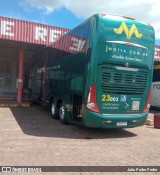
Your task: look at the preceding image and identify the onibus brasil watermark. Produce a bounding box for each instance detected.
[1,166,159,173]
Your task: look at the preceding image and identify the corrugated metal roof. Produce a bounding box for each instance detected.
[0,16,69,45]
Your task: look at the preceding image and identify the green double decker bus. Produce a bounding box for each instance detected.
[31,14,155,128]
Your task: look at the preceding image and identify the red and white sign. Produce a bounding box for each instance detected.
[155,45,160,62]
[0,16,69,45]
[50,33,87,54]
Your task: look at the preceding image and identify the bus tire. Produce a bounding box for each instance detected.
[51,101,59,119]
[59,103,67,124]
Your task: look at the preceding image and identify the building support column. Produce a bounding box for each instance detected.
[17,47,24,105]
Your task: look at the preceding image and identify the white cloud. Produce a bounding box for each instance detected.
[20,0,62,14]
[21,0,160,39]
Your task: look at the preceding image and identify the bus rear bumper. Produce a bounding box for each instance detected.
[83,110,148,128]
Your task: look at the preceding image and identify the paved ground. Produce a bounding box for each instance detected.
[0,105,160,175]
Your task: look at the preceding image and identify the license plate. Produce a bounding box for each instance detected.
[117,122,127,126]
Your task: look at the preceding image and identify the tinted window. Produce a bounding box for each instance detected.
[152,69,160,82]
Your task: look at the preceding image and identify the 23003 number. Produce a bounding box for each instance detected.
[102,95,119,102]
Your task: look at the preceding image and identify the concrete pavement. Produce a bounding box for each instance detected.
[0,106,160,175]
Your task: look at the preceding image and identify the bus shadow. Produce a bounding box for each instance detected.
[10,105,137,139]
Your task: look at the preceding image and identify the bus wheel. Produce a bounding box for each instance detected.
[51,101,59,119]
[59,104,67,124]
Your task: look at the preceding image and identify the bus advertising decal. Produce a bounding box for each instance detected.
[114,22,143,39]
[102,94,119,102]
[105,43,148,63]
[132,101,140,111]
[120,95,127,102]
[102,103,119,110]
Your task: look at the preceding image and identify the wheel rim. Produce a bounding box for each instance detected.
[51,103,56,115]
[59,106,65,120]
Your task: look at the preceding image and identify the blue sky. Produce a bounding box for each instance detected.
[0,0,160,45]
[0,0,84,29]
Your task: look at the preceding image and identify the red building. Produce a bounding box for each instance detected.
[0,16,69,104]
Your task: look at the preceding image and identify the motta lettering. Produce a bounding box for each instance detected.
[106,46,148,57]
[153,84,160,89]
[107,46,127,53]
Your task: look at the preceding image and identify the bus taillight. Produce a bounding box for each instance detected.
[86,85,100,113]
[143,89,151,112]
